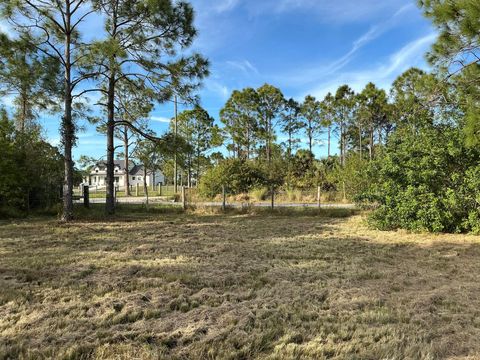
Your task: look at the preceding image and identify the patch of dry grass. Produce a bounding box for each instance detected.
[1,210,480,359]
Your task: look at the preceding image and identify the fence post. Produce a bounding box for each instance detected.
[83,185,90,208]
[182,186,186,210]
[222,185,226,211]
[271,186,275,210]
[136,183,139,197]
[317,186,321,208]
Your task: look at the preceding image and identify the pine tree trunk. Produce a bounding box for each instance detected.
[173,95,178,193]
[246,126,250,160]
[369,127,374,161]
[328,125,331,157]
[124,126,130,196]
[340,123,344,166]
[187,156,192,188]
[359,125,362,159]
[143,166,149,206]
[266,117,271,162]
[309,120,313,154]
[197,150,201,187]
[105,70,116,215]
[61,4,74,222]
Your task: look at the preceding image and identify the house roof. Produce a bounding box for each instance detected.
[130,165,155,176]
[96,160,126,169]
[91,160,158,176]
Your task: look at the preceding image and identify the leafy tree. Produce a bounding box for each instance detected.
[220,88,259,159]
[281,98,302,159]
[199,159,268,198]
[419,0,480,77]
[0,35,59,132]
[300,95,322,154]
[419,1,480,146]
[0,110,64,216]
[320,93,335,157]
[95,81,151,196]
[256,84,285,162]
[390,68,435,133]
[89,0,209,215]
[174,106,222,186]
[333,85,355,166]
[2,0,96,221]
[356,82,389,160]
[360,125,480,233]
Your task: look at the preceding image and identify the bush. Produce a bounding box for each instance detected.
[199,159,268,198]
[0,114,64,216]
[360,125,480,233]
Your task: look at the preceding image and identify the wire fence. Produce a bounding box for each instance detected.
[74,184,177,198]
[75,184,353,209]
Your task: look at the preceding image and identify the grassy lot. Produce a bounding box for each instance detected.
[1,207,480,359]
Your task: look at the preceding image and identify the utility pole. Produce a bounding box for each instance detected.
[174,94,178,194]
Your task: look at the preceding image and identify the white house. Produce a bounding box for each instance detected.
[87,160,164,188]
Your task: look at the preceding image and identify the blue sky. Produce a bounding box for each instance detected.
[3,0,437,162]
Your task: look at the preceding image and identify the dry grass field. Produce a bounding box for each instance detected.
[1,207,480,359]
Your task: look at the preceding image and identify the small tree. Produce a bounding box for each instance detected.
[0,35,59,132]
[300,95,323,155]
[175,106,222,187]
[220,88,259,159]
[2,0,96,221]
[256,84,285,162]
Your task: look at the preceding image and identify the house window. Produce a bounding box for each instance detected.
[132,176,135,180]
[96,170,98,173]
[114,177,119,183]
[138,176,142,180]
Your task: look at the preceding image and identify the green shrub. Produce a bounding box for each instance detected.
[360,125,480,233]
[199,159,268,198]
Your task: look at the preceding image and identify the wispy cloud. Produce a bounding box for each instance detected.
[250,0,406,23]
[194,0,407,24]
[305,32,437,99]
[214,0,240,13]
[333,4,414,68]
[226,60,259,75]
[205,80,230,100]
[273,4,417,87]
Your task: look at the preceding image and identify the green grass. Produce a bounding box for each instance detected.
[1,210,480,359]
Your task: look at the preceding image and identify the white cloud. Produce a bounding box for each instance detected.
[150,116,172,123]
